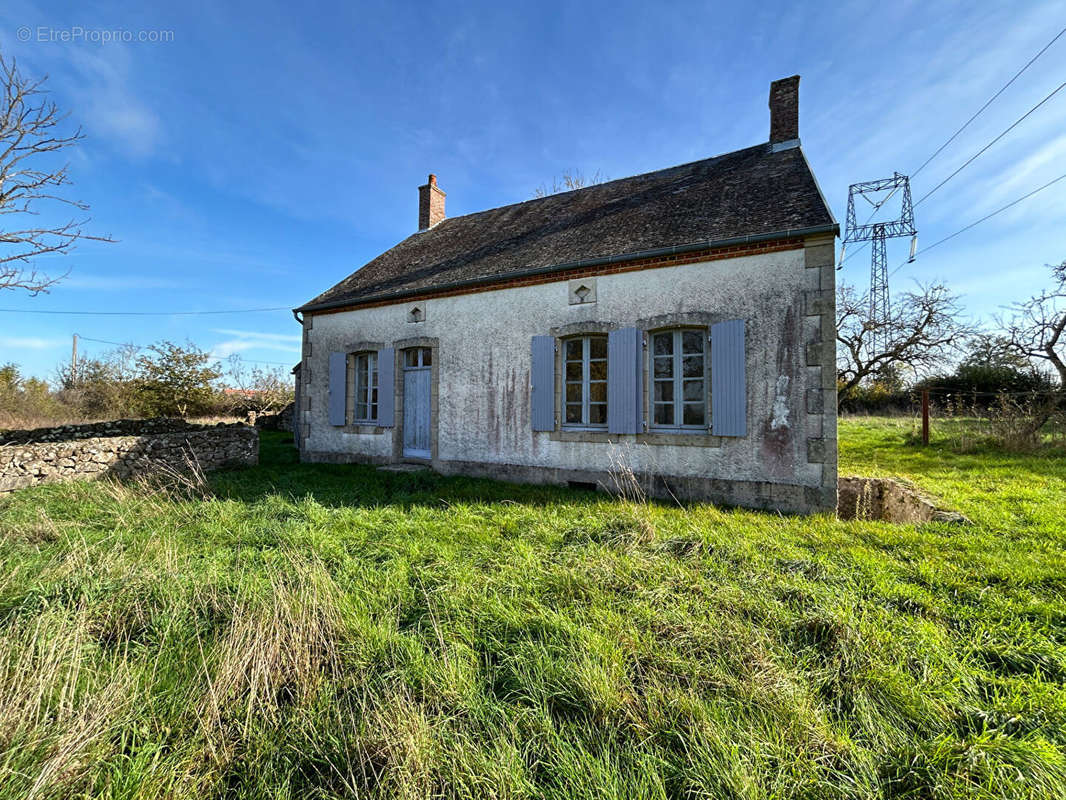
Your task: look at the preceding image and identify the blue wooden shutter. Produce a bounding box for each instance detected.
[377,348,395,427]
[530,336,555,431]
[712,319,746,436]
[328,351,347,426]
[607,327,643,434]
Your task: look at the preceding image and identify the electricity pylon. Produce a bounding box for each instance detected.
[840,173,917,355]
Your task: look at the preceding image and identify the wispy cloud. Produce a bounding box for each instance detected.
[211,339,259,359]
[0,336,67,350]
[63,274,186,290]
[67,47,163,159]
[208,329,301,361]
[211,328,301,343]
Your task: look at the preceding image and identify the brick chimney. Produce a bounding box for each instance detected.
[769,75,800,144]
[418,174,446,231]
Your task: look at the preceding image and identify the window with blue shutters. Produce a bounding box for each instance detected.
[650,329,708,431]
[352,352,378,423]
[563,335,608,428]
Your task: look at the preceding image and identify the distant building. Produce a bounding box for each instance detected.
[292,77,838,513]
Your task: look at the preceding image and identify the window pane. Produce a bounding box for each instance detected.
[682,330,704,355]
[653,357,673,379]
[405,349,418,368]
[654,380,673,402]
[420,348,431,367]
[589,382,606,403]
[589,404,607,425]
[565,361,582,381]
[566,404,582,424]
[370,402,378,420]
[653,332,673,356]
[682,356,703,378]
[683,379,704,401]
[589,361,607,381]
[355,356,367,410]
[654,404,674,425]
[683,404,706,426]
[371,387,379,405]
[589,336,607,360]
[565,339,582,361]
[566,383,583,403]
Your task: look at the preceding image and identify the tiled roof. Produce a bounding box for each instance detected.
[297,142,836,313]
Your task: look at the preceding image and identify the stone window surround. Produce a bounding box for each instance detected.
[392,336,440,464]
[342,341,388,434]
[545,316,727,447]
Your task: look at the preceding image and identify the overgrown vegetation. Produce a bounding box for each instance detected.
[837,262,1066,449]
[0,342,293,429]
[0,420,1062,798]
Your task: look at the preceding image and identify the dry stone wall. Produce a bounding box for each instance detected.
[0,419,258,492]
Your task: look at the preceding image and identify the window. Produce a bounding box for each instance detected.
[564,335,607,427]
[404,347,431,368]
[651,329,707,429]
[353,352,378,422]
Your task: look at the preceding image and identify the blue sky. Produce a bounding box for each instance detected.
[0,0,1064,380]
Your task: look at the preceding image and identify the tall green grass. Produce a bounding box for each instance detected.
[0,421,1063,798]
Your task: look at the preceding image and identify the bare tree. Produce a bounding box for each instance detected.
[836,281,972,396]
[533,169,608,198]
[1001,261,1066,388]
[223,354,294,421]
[1,52,113,294]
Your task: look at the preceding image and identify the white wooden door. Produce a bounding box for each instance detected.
[403,349,432,459]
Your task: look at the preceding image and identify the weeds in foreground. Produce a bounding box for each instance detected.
[0,425,1062,799]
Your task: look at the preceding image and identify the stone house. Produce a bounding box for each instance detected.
[293,76,838,514]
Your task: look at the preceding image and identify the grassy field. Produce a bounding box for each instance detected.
[0,418,1063,799]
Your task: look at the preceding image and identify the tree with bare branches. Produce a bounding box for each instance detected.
[223,354,294,421]
[533,169,608,198]
[1001,261,1066,389]
[1,52,113,294]
[836,281,972,397]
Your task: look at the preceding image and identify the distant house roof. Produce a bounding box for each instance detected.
[296,142,836,314]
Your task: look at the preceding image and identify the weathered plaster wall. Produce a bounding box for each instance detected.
[298,238,837,513]
[0,420,258,492]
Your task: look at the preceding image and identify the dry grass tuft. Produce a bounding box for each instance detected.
[199,556,347,741]
[0,609,136,799]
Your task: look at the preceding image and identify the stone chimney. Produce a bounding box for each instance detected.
[418,174,446,231]
[769,75,800,144]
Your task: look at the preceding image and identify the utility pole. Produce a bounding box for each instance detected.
[921,388,930,446]
[71,333,78,387]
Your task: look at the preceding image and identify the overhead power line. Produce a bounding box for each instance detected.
[911,25,1066,179]
[889,169,1066,278]
[838,26,1066,269]
[0,306,290,316]
[914,80,1066,207]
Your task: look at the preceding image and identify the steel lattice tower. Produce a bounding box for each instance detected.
[840,173,916,357]
[869,224,888,354]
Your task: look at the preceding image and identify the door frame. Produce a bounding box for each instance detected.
[392,336,439,464]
